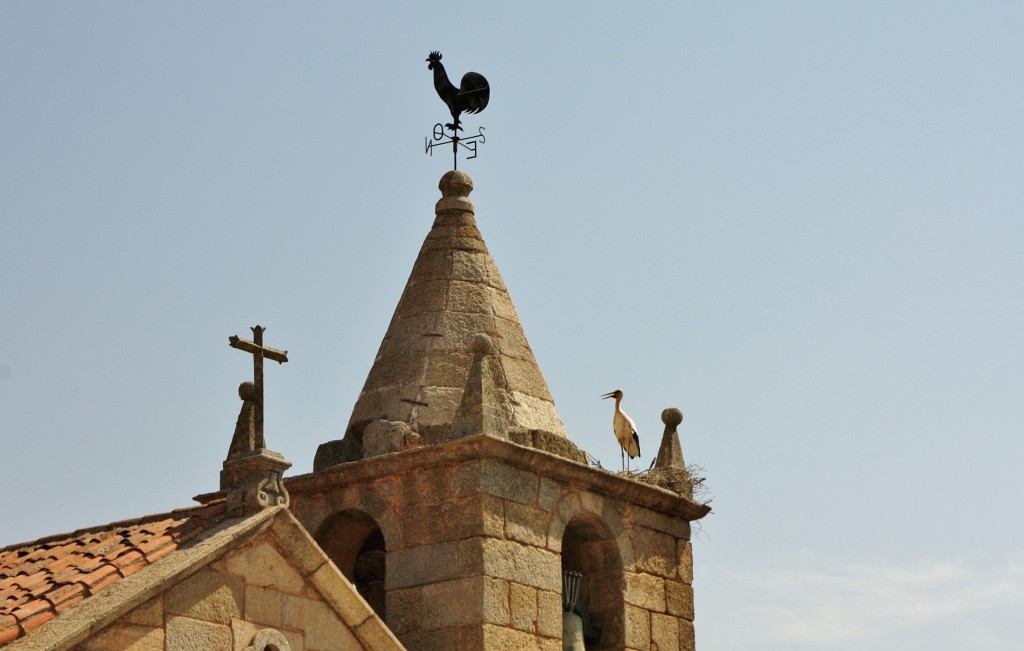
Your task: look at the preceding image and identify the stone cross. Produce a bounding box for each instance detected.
[229,325,288,449]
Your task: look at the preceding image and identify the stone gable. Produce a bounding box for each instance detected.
[4,508,403,651]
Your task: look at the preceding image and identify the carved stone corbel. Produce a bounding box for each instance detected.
[222,449,291,516]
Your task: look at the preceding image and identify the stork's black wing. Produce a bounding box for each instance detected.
[457,72,489,115]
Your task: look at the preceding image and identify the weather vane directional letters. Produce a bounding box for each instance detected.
[423,51,489,170]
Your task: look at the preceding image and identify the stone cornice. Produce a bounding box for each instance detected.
[288,435,711,522]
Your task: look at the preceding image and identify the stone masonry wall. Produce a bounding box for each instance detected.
[290,442,699,651]
[75,536,373,651]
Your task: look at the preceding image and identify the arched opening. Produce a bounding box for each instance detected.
[315,509,387,619]
[248,628,290,651]
[561,513,625,649]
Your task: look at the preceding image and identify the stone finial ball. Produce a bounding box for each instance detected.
[439,170,473,198]
[661,407,684,426]
[471,333,494,355]
[238,381,257,401]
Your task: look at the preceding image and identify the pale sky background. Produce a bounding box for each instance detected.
[2,2,1022,649]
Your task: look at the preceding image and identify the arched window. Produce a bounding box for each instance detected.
[315,509,387,619]
[561,513,625,649]
[245,628,290,651]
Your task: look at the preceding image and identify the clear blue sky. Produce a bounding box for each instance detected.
[2,3,1022,649]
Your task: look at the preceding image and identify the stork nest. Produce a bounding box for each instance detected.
[635,464,710,504]
[583,454,711,506]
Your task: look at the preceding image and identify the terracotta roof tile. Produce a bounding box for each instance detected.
[0,614,19,645]
[110,549,146,576]
[15,607,54,635]
[12,572,50,594]
[41,583,85,611]
[0,500,230,645]
[78,565,120,593]
[9,599,50,621]
[66,554,105,576]
[135,536,176,563]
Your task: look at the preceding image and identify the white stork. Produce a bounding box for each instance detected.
[602,389,640,472]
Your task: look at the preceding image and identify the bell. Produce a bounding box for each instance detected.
[562,611,586,650]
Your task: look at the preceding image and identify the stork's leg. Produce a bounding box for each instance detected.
[621,447,625,472]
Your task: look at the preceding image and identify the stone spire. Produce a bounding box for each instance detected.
[654,408,686,470]
[315,171,573,469]
[451,334,507,440]
[641,407,695,497]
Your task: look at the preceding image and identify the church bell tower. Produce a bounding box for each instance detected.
[285,171,710,650]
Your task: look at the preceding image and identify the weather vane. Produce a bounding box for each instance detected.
[424,51,489,170]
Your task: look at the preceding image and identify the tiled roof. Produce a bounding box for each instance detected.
[0,501,230,645]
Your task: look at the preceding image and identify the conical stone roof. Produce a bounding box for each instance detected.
[314,171,580,470]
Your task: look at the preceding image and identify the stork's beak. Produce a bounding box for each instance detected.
[601,391,616,400]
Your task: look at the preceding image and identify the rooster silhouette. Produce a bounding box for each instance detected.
[426,51,489,133]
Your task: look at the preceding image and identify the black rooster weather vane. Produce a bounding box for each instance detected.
[424,51,489,170]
